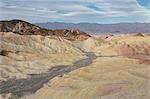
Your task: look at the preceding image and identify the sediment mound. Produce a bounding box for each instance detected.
[0,32,86,81]
[79,37,101,52]
[28,35,150,99]
[0,32,150,99]
[93,35,150,64]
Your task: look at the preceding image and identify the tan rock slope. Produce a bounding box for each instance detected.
[0,21,150,99]
[26,34,150,99]
[0,32,86,81]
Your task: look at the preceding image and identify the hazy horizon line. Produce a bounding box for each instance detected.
[0,19,150,25]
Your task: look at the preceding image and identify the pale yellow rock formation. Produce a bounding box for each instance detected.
[0,32,86,81]
[29,56,150,99]
[0,32,150,99]
[28,34,150,99]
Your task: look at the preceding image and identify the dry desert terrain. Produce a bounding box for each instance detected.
[0,31,150,99]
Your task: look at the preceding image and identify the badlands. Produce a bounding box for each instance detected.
[0,20,150,99]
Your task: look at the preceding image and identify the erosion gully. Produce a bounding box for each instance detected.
[0,52,97,97]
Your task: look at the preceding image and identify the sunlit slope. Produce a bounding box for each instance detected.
[31,34,150,99]
[0,32,86,81]
[33,57,150,99]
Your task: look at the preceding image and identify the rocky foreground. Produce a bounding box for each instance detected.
[0,20,150,99]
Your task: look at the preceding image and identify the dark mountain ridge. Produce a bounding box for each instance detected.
[0,20,91,41]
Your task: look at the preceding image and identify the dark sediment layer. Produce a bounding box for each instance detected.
[0,52,96,97]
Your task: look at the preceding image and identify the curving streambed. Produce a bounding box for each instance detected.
[0,52,97,97]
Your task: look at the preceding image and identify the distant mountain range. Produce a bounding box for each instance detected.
[36,22,150,35]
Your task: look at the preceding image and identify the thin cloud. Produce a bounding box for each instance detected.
[0,0,149,23]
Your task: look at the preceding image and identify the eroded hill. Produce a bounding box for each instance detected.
[0,21,150,99]
[0,20,91,41]
[22,34,150,99]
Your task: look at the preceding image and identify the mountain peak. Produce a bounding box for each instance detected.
[0,20,91,41]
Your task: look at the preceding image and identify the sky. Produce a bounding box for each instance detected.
[0,0,150,23]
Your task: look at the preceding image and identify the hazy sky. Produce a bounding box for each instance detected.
[0,0,150,23]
